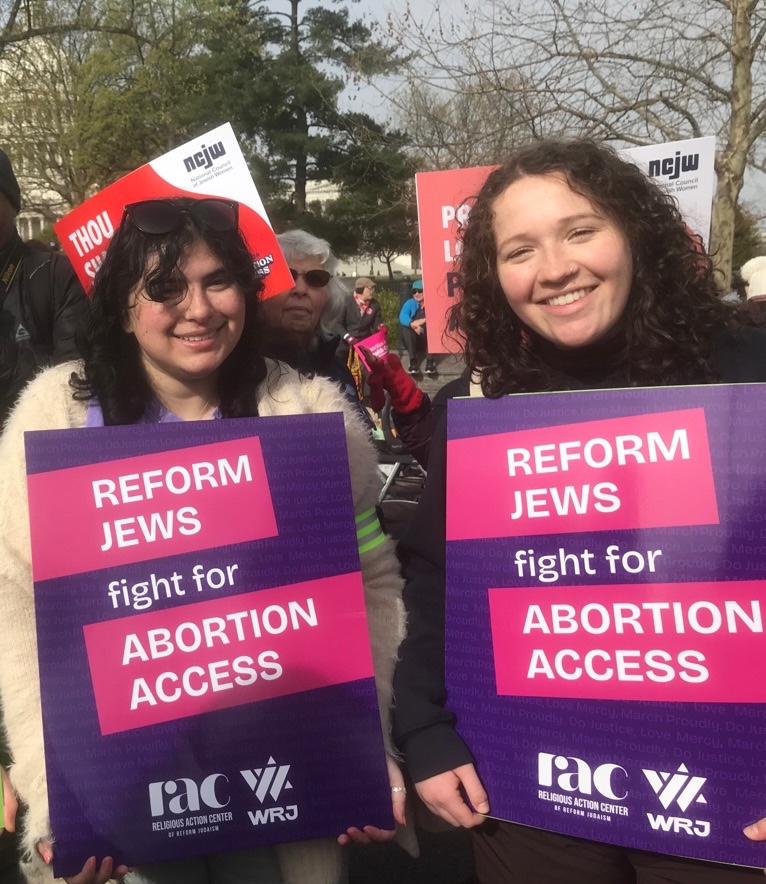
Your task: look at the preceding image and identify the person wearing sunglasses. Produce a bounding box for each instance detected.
[0,197,407,884]
[260,230,362,407]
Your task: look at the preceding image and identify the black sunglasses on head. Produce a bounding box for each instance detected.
[123,198,239,235]
[289,267,331,287]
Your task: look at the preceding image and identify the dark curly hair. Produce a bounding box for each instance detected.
[451,139,748,397]
[71,198,268,424]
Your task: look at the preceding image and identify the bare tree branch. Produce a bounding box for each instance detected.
[388,0,766,287]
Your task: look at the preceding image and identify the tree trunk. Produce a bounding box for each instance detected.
[289,0,307,214]
[696,0,752,293]
[711,179,738,293]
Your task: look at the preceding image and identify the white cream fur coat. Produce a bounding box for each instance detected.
[0,360,406,884]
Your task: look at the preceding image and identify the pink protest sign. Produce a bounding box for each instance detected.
[27,437,277,580]
[444,385,766,867]
[446,408,718,540]
[84,572,373,735]
[54,123,292,299]
[489,581,765,703]
[25,414,391,875]
[415,165,496,354]
[354,327,389,370]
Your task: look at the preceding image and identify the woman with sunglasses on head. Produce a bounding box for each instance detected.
[0,197,407,884]
[392,140,766,884]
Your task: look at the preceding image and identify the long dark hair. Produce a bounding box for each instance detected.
[71,198,267,424]
[451,139,746,396]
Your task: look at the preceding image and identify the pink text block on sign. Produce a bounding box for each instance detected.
[488,581,766,703]
[83,571,373,734]
[27,437,277,581]
[447,408,718,540]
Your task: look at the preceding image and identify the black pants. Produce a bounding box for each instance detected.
[472,820,763,883]
[400,326,428,365]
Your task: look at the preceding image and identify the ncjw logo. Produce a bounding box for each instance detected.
[643,763,710,837]
[183,141,226,172]
[538,753,628,800]
[242,757,298,825]
[648,150,699,181]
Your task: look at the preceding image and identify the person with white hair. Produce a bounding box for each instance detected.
[263,230,360,403]
[740,255,766,302]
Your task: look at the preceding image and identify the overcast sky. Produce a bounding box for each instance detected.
[341,0,766,214]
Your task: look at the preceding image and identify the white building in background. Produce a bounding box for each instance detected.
[0,122,59,240]
[305,180,419,278]
[0,42,72,240]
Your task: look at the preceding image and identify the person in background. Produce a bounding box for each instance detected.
[336,277,383,400]
[739,255,766,304]
[723,271,748,303]
[0,145,90,884]
[0,147,90,425]
[393,138,766,884]
[261,230,358,404]
[0,196,406,884]
[398,280,436,376]
[338,277,381,353]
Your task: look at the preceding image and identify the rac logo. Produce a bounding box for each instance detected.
[149,757,295,820]
[538,752,628,801]
[149,774,229,817]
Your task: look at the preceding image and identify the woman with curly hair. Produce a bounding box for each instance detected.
[0,197,406,884]
[392,139,766,882]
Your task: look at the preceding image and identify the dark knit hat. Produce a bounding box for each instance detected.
[0,149,21,213]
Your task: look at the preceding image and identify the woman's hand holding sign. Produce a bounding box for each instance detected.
[744,818,766,841]
[337,755,407,846]
[415,762,489,828]
[37,840,130,884]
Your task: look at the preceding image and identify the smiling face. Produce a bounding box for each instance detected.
[493,173,633,350]
[123,241,245,400]
[261,255,328,344]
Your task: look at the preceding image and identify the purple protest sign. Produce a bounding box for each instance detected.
[445,384,766,867]
[25,414,390,877]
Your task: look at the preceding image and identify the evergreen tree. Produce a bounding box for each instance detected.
[323,119,418,279]
[240,0,401,220]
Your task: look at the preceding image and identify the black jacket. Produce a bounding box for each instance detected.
[0,236,90,425]
[0,237,89,768]
[392,327,766,782]
[337,295,382,357]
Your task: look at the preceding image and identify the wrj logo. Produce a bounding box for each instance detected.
[242,757,298,825]
[643,764,710,837]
